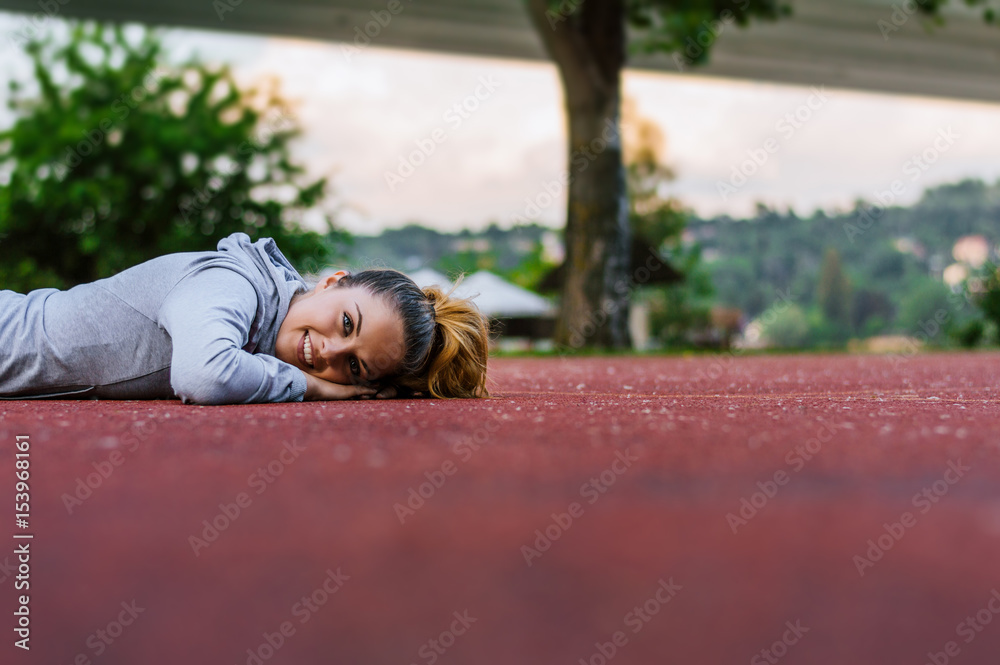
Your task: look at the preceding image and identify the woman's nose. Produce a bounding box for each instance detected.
[319,335,348,366]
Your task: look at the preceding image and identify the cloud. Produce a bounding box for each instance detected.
[4,11,1000,232]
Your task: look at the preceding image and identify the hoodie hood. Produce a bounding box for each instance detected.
[216,232,309,356]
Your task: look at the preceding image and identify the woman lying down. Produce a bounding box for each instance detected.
[0,232,490,403]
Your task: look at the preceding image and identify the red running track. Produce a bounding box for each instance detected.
[1,351,1000,665]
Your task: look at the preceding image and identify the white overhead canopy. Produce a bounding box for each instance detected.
[0,0,998,103]
[405,268,453,292]
[451,270,554,318]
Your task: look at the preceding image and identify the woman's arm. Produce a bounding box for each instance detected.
[158,267,367,405]
[303,372,377,401]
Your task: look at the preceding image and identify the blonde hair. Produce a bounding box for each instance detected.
[403,277,491,399]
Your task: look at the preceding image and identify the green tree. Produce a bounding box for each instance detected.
[896,277,953,340]
[0,22,344,293]
[648,243,713,346]
[851,288,894,335]
[525,0,790,349]
[816,248,851,328]
[524,0,989,350]
[620,98,712,346]
[499,239,560,291]
[623,98,686,251]
[763,304,809,349]
[967,261,1000,344]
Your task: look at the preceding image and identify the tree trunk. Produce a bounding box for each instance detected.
[527,0,632,350]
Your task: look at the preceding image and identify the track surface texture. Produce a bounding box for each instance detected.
[2,352,1000,665]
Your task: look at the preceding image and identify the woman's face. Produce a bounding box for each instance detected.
[276,272,406,387]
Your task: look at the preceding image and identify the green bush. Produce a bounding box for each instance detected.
[952,318,985,348]
[0,21,345,292]
[967,262,1000,344]
[762,304,810,349]
[895,278,954,341]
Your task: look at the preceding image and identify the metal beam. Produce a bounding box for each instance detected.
[2,0,999,103]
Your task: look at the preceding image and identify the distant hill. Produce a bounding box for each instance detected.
[343,222,555,275]
[689,179,1000,328]
[335,178,1000,339]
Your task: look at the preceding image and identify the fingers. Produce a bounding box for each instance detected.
[375,385,398,399]
[356,385,379,400]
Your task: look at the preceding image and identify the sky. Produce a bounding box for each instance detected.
[3,10,1000,236]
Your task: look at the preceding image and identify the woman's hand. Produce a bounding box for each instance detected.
[374,384,423,399]
[374,385,398,399]
[303,372,379,401]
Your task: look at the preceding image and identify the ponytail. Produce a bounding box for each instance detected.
[334,269,491,398]
[410,276,490,399]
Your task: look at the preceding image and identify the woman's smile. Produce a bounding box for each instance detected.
[299,330,315,369]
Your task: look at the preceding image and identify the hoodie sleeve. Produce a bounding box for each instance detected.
[158,267,307,405]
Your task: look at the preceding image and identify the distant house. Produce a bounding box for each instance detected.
[943,235,993,287]
[953,235,990,268]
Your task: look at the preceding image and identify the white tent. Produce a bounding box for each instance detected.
[451,270,554,318]
[405,268,454,291]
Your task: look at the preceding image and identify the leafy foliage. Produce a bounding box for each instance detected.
[966,261,1000,344]
[0,21,344,292]
[762,303,809,349]
[336,176,999,349]
[690,179,1000,340]
[896,278,954,339]
[616,97,713,346]
[624,0,791,63]
[543,0,793,64]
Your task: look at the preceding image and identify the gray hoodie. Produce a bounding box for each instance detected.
[0,232,310,404]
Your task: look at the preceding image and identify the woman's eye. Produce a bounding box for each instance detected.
[343,312,352,335]
[350,358,359,375]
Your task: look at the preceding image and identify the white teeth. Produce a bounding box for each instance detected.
[304,332,313,367]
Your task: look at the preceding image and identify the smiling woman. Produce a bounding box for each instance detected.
[0,232,491,404]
